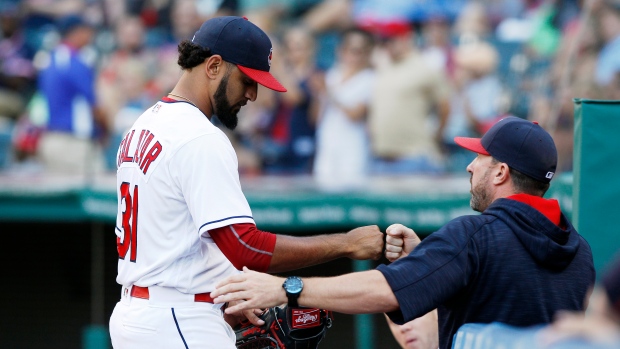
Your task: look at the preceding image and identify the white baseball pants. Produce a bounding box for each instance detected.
[109,285,236,349]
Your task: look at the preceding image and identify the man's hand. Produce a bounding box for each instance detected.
[212,267,287,314]
[223,299,266,327]
[345,225,384,260]
[385,224,421,262]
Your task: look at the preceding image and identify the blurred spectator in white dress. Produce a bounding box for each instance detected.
[313,27,375,191]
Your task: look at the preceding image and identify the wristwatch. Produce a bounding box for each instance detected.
[282,276,304,307]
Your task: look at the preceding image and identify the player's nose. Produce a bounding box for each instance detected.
[245,83,257,102]
[466,159,474,174]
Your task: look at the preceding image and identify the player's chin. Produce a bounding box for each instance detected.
[219,113,239,130]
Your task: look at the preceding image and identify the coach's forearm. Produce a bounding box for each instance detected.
[267,233,350,273]
[299,270,400,314]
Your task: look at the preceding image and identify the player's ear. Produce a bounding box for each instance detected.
[493,162,510,186]
[205,55,223,79]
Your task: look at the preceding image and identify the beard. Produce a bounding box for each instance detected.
[470,169,493,212]
[213,74,239,130]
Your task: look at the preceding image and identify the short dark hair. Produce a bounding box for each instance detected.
[177,40,237,74]
[510,167,550,196]
[177,40,213,70]
[491,157,550,196]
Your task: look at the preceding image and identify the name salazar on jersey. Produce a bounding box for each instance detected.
[117,129,163,175]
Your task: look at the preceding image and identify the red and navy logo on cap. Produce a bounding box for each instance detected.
[268,48,273,67]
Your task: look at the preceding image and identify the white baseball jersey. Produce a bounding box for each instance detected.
[114,99,254,293]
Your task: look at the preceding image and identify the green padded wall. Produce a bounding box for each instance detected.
[573,99,620,273]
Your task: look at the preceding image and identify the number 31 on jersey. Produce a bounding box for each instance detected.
[117,182,138,262]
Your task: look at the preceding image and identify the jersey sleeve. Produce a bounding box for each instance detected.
[169,132,255,236]
[208,223,276,272]
[376,218,478,324]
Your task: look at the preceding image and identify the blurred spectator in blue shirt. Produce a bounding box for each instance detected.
[37,15,109,176]
[261,26,322,174]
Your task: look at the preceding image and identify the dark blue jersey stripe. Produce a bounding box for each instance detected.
[198,215,254,232]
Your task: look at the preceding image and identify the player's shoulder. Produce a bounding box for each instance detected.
[123,100,233,161]
[440,213,499,238]
[138,100,223,139]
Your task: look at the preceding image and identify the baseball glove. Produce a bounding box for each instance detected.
[234,305,333,349]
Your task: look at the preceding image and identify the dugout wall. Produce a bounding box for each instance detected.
[573,99,620,274]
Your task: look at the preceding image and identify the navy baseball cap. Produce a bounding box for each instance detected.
[191,16,286,92]
[454,116,558,183]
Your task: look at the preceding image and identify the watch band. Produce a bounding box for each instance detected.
[288,293,299,307]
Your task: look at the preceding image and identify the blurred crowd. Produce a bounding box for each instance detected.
[1,0,619,187]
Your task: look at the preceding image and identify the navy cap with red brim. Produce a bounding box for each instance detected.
[453,116,558,183]
[192,16,287,93]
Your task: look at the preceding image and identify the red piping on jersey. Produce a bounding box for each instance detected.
[208,223,276,272]
[508,193,562,227]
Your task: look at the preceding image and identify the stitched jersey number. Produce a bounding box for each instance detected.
[118,182,138,262]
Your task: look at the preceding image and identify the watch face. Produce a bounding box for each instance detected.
[284,277,303,294]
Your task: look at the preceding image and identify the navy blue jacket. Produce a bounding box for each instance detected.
[377,198,595,349]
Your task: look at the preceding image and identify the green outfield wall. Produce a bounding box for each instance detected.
[573,99,620,274]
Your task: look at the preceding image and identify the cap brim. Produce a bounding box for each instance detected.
[454,137,490,155]
[237,65,287,92]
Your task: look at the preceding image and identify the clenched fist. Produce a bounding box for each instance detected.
[385,223,421,262]
[345,225,384,260]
